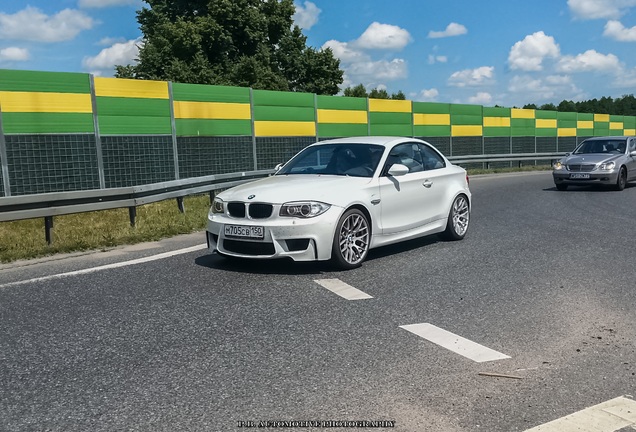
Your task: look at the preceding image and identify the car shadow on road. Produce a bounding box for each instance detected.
[194,234,442,275]
[544,183,635,192]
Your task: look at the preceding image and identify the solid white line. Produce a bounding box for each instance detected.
[0,244,207,288]
[524,396,636,431]
[314,278,373,300]
[399,323,511,363]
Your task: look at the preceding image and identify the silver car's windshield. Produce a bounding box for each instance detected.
[574,140,626,154]
[276,143,385,178]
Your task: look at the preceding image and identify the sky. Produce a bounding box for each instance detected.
[1,0,636,108]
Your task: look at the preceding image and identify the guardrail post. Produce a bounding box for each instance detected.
[129,206,136,227]
[176,196,185,213]
[0,101,11,196]
[168,81,180,180]
[89,75,106,189]
[209,190,215,205]
[250,88,258,170]
[44,216,54,245]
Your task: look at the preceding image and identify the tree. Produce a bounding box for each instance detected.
[368,88,389,99]
[539,103,557,111]
[343,84,405,99]
[343,84,368,98]
[116,0,343,95]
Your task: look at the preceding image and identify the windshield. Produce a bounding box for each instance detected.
[574,139,626,154]
[276,143,385,178]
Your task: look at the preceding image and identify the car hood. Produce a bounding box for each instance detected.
[562,153,621,164]
[217,174,375,206]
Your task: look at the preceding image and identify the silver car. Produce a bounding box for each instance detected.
[553,136,636,191]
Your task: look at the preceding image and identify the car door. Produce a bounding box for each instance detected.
[377,142,447,234]
[627,138,636,180]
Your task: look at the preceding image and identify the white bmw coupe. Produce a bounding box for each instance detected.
[207,136,471,269]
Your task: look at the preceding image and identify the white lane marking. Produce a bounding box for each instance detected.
[524,396,636,431]
[314,278,373,300]
[399,323,511,363]
[0,244,207,288]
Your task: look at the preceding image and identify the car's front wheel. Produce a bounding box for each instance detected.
[331,208,370,269]
[442,194,470,241]
[614,167,627,191]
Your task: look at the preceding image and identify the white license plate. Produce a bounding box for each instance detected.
[224,225,264,239]
[570,173,590,179]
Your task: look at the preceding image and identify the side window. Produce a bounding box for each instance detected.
[417,144,446,170]
[382,143,424,175]
[630,139,636,151]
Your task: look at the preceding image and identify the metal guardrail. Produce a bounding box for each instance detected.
[0,169,274,243]
[0,153,564,244]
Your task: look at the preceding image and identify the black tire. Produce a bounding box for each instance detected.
[331,208,370,270]
[614,167,627,191]
[442,194,470,241]
[556,183,568,191]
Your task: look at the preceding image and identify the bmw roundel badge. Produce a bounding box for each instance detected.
[248,194,256,200]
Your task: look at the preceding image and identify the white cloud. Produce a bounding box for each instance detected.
[79,0,140,8]
[428,55,448,64]
[0,47,29,61]
[347,58,408,81]
[98,36,127,46]
[83,38,142,75]
[355,22,412,51]
[508,31,560,71]
[468,92,493,105]
[428,23,467,39]
[448,66,494,87]
[568,0,636,20]
[613,67,636,86]
[293,1,320,30]
[0,7,94,43]
[556,49,621,72]
[603,20,636,41]
[507,74,585,104]
[322,40,368,63]
[418,88,439,102]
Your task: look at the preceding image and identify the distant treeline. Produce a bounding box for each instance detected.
[522,94,636,115]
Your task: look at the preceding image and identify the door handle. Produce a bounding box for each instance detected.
[423,180,433,188]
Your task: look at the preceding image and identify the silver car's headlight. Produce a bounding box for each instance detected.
[553,161,564,170]
[280,201,331,218]
[598,161,615,171]
[210,197,225,215]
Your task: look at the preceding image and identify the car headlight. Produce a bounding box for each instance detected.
[280,201,331,218]
[553,161,563,170]
[210,197,225,215]
[598,161,615,171]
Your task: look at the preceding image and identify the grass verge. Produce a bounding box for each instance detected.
[0,166,552,263]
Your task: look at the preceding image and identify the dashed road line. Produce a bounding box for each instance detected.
[399,323,511,362]
[524,396,636,431]
[0,244,207,289]
[314,278,373,300]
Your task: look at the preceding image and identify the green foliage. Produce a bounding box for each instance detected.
[116,0,343,95]
[343,84,368,98]
[526,95,636,115]
[343,83,406,99]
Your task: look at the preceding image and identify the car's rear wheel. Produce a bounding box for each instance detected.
[556,183,568,191]
[331,208,370,269]
[442,194,469,241]
[614,167,627,191]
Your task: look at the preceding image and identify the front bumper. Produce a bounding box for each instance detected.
[206,207,343,262]
[553,170,619,186]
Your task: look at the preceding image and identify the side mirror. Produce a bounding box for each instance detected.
[564,152,571,157]
[387,163,409,177]
[274,163,283,172]
[630,151,636,157]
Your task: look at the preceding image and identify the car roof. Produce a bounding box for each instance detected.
[314,136,425,148]
[583,136,633,141]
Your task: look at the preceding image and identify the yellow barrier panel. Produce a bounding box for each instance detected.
[0,91,92,113]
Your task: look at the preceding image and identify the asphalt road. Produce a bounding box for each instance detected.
[1,171,635,432]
